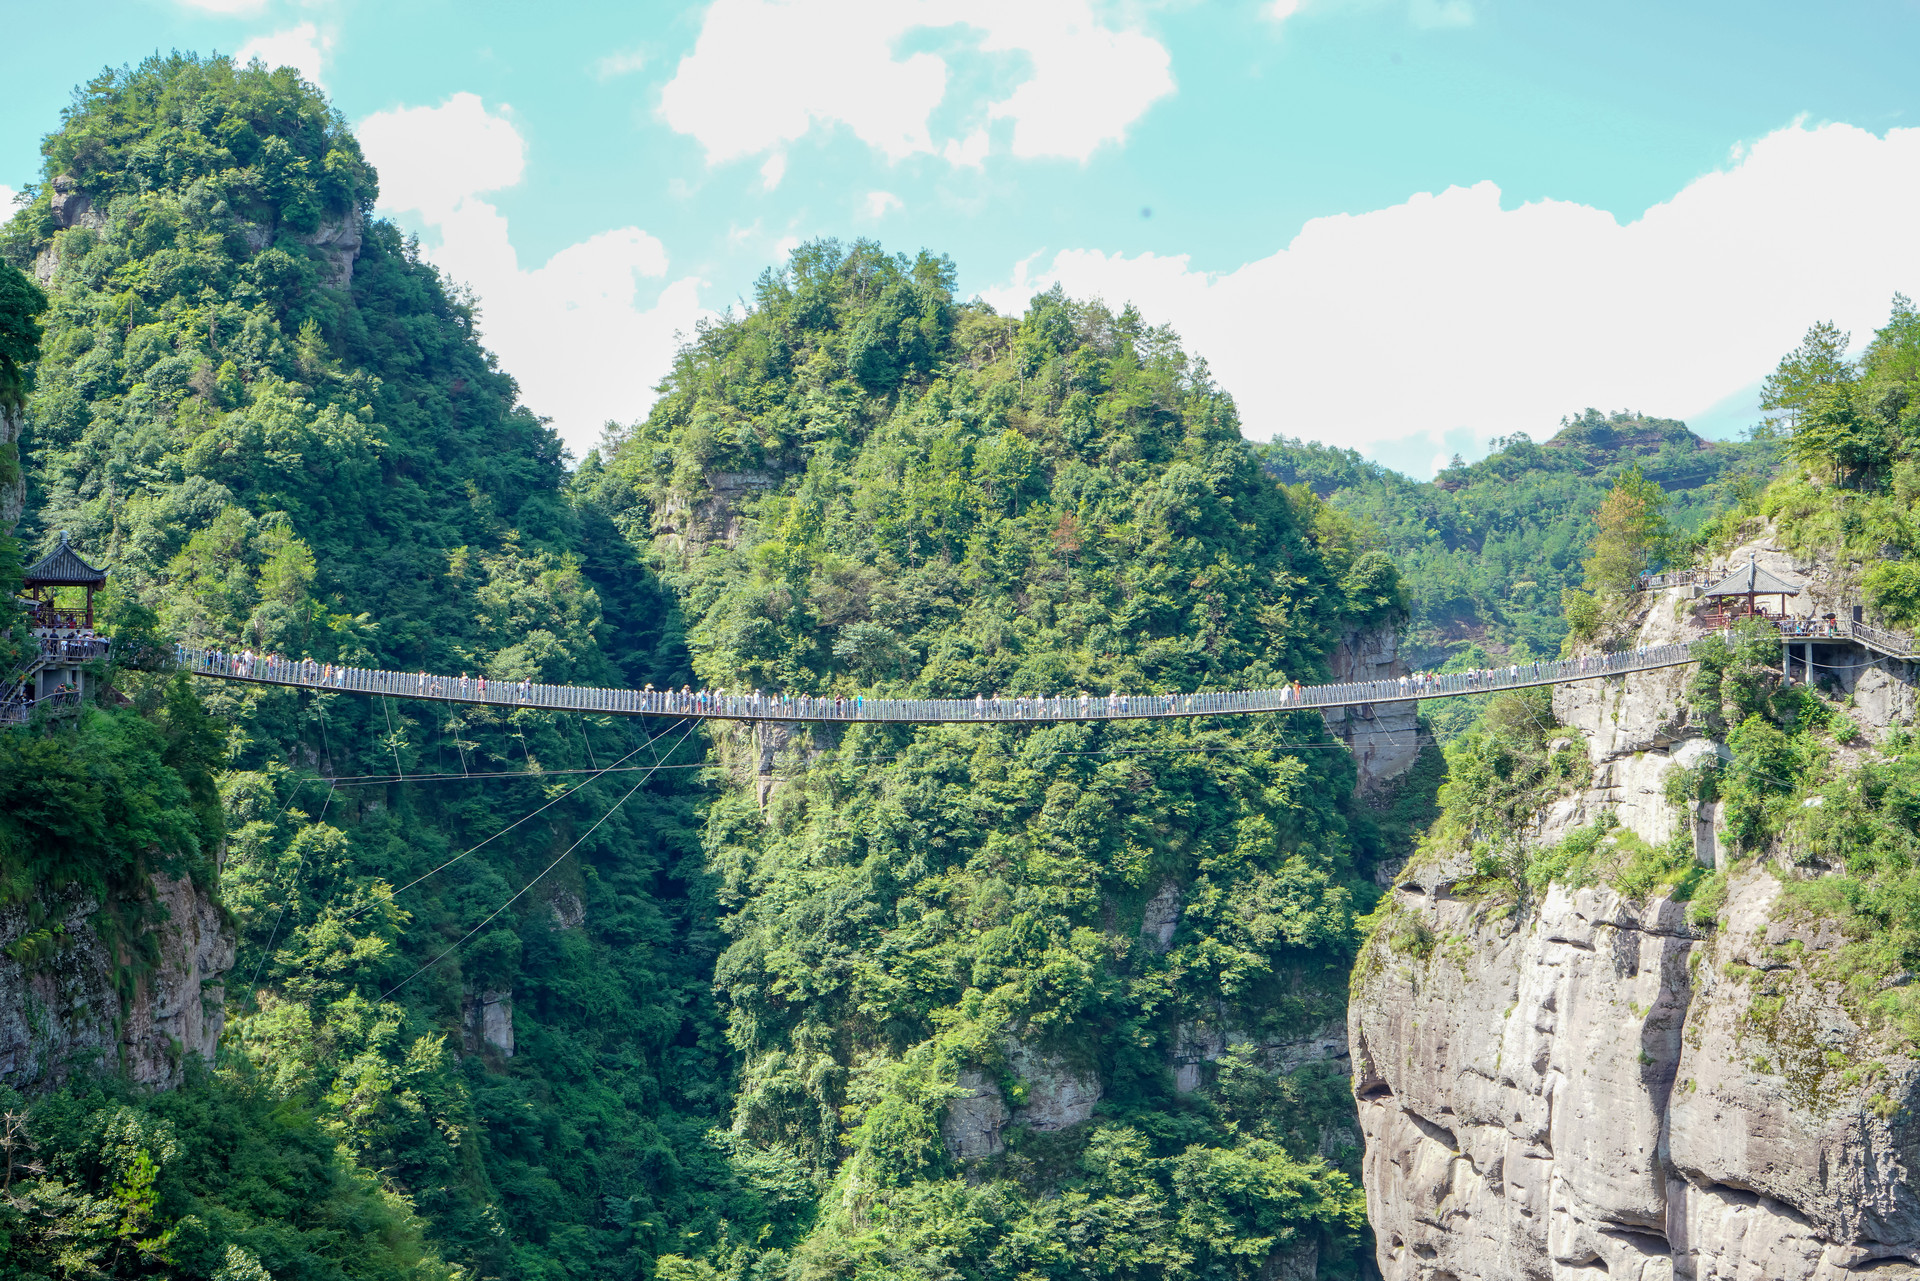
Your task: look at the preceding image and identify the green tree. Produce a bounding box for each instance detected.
[0,263,44,412]
[1761,320,1853,433]
[1581,464,1669,594]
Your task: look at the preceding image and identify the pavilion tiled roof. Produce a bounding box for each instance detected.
[23,531,107,587]
[1703,558,1801,599]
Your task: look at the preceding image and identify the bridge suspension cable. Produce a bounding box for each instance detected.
[171,641,1699,724]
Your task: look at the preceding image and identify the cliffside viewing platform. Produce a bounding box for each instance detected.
[170,640,1700,723]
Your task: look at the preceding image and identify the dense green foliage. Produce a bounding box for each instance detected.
[580,245,1397,1278]
[1732,299,1920,628]
[0,55,1411,1281]
[0,259,47,654]
[2,56,728,1281]
[1257,412,1776,668]
[0,1068,455,1281]
[0,263,44,413]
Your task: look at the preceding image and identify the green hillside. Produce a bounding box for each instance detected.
[3,56,718,1281]
[1257,412,1779,670]
[578,255,1405,1278]
[0,56,1405,1281]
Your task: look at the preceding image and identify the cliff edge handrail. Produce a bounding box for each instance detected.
[168,641,1699,724]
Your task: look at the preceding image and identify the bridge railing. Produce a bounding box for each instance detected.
[1849,620,1917,658]
[0,635,109,725]
[1634,569,1707,592]
[1762,614,1917,659]
[169,640,1697,723]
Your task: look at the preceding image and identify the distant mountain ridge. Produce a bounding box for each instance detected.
[1256,410,1778,670]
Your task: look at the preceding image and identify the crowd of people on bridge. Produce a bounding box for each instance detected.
[169,639,1696,723]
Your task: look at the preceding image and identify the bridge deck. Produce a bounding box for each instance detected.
[171,642,1698,724]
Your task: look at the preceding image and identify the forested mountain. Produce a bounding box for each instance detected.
[2,57,715,1281]
[1257,412,1778,669]
[577,248,1413,1278]
[0,56,1406,1281]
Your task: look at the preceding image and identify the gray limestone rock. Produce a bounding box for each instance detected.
[1353,861,1920,1281]
[943,1069,1011,1160]
[0,872,233,1091]
[1322,623,1421,797]
[1141,880,1181,954]
[549,890,585,930]
[464,988,515,1057]
[1008,1040,1101,1130]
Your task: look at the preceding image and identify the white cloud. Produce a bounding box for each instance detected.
[177,0,266,14]
[659,0,1172,167]
[942,128,989,168]
[358,95,707,456]
[863,190,903,218]
[759,152,787,191]
[974,4,1171,160]
[235,23,331,87]
[358,93,524,220]
[983,121,1920,468]
[594,46,648,78]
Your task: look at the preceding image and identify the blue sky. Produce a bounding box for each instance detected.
[9,0,1920,474]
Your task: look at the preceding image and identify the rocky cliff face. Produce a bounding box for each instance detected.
[1,315,238,1089]
[1354,865,1920,1281]
[0,872,234,1091]
[1354,545,1920,1281]
[1322,622,1421,797]
[32,174,363,291]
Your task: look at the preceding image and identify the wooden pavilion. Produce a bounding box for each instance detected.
[1702,557,1801,623]
[21,531,108,631]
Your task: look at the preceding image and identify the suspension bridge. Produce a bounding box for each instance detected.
[154,641,1702,724]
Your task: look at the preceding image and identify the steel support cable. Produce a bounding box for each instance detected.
[244,779,336,1001]
[333,719,688,928]
[378,719,701,1002]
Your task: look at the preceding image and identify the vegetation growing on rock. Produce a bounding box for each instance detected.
[0,55,1400,1281]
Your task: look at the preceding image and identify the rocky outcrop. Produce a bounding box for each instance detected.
[1358,538,1920,1280]
[548,890,585,931]
[0,873,234,1091]
[298,209,363,290]
[1353,864,1920,1281]
[946,1069,1013,1160]
[32,175,110,285]
[1140,880,1181,954]
[941,1041,1103,1160]
[32,175,363,290]
[1322,623,1420,796]
[1542,583,1700,851]
[657,470,784,558]
[463,988,515,1057]
[1546,536,1916,856]
[1171,1012,1351,1095]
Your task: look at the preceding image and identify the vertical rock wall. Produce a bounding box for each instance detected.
[1354,553,1920,1280]
[1323,623,1421,796]
[0,873,234,1091]
[1353,864,1920,1281]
